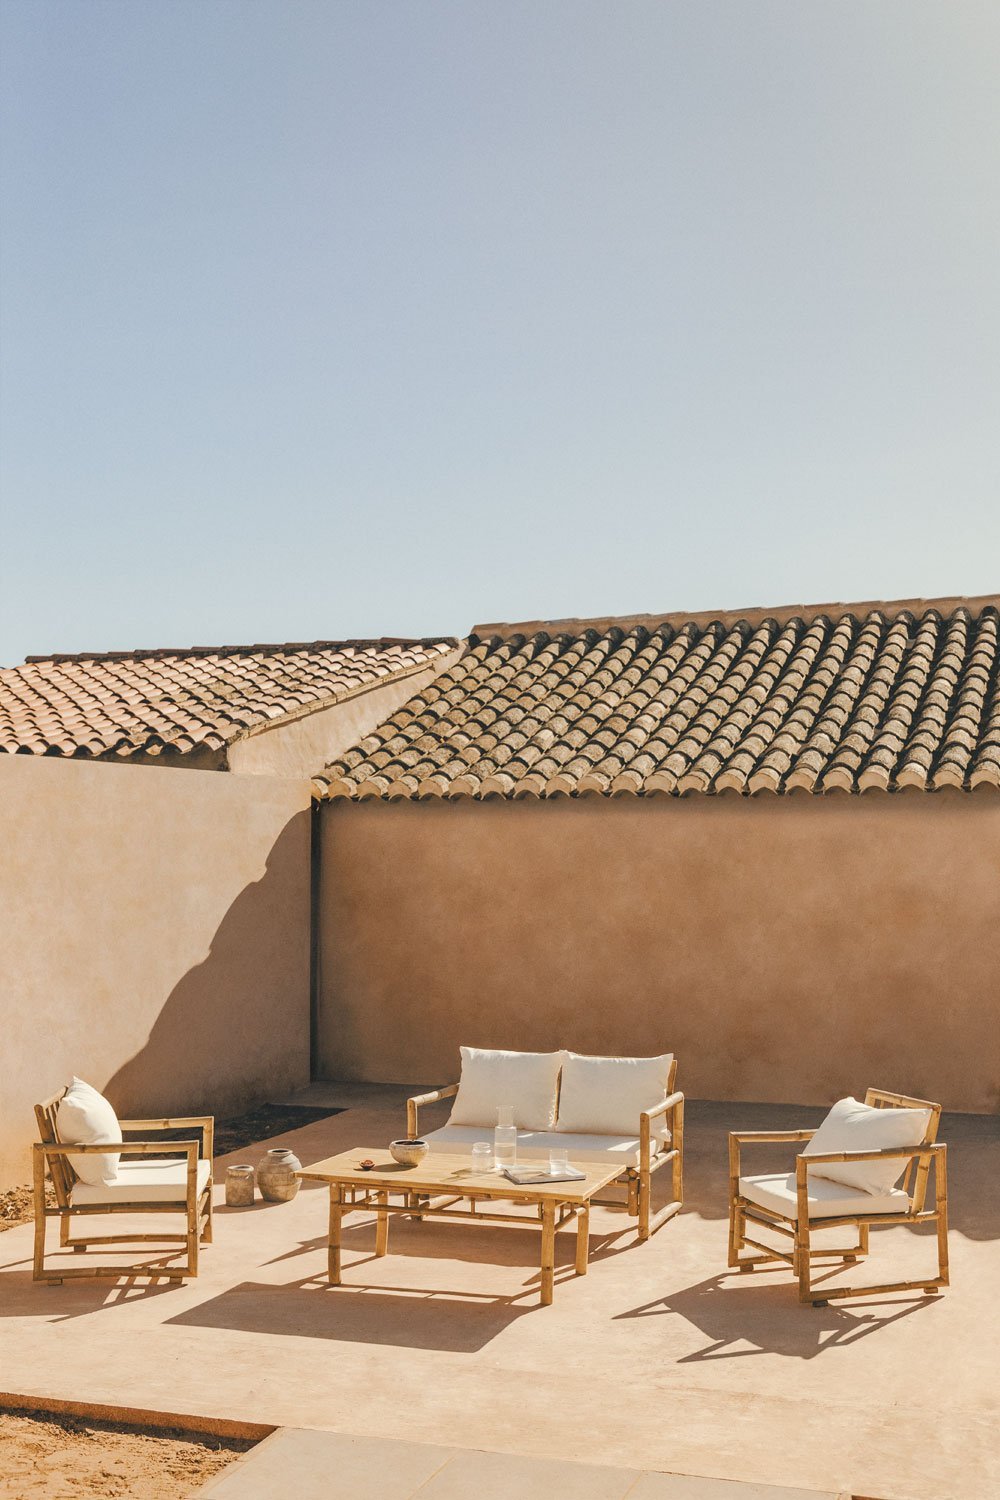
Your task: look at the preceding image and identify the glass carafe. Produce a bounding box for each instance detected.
[493,1104,517,1169]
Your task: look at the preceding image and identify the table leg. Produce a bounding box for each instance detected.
[575,1202,590,1276]
[540,1200,556,1306]
[328,1184,343,1286]
[375,1189,389,1257]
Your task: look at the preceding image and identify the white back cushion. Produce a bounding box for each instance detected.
[56,1077,122,1186]
[555,1052,674,1136]
[448,1047,564,1131]
[803,1096,931,1196]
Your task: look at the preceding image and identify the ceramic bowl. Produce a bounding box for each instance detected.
[389,1138,428,1167]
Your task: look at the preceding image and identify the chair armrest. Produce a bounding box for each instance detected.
[795,1143,944,1215]
[728,1128,816,1183]
[796,1142,940,1171]
[35,1139,202,1208]
[119,1117,214,1159]
[731,1129,817,1145]
[36,1140,198,1155]
[407,1084,458,1138]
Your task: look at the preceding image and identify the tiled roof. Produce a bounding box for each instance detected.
[0,639,457,761]
[316,597,1000,799]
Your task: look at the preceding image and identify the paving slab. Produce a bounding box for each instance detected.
[196,1427,453,1497]
[627,1473,844,1499]
[194,1430,846,1500]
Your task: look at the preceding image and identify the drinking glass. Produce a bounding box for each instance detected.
[549,1148,570,1175]
[471,1141,493,1173]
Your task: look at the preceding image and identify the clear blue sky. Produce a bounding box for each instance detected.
[1,2,998,665]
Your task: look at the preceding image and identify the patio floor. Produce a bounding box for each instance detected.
[2,1086,997,1499]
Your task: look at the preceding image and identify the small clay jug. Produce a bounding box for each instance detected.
[256,1147,301,1203]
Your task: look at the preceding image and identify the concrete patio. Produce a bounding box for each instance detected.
[2,1086,997,1499]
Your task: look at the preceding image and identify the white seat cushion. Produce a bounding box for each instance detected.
[447,1047,565,1131]
[423,1123,670,1169]
[72,1157,211,1206]
[555,1052,674,1136]
[803,1097,932,1196]
[57,1077,122,1186]
[740,1171,910,1221]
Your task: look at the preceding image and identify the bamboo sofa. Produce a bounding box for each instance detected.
[407,1047,684,1240]
[728,1089,948,1305]
[33,1085,213,1283]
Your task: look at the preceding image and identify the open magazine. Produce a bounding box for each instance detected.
[502,1164,586,1185]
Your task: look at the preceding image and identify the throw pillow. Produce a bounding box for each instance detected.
[448,1047,565,1131]
[56,1076,122,1186]
[555,1051,674,1136]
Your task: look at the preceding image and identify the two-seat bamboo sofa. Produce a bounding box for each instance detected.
[407,1046,685,1239]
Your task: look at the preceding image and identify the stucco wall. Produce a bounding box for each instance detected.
[317,792,1000,1114]
[0,755,312,1185]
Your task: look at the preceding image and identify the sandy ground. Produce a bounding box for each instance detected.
[0,1410,253,1500]
[0,1186,52,1232]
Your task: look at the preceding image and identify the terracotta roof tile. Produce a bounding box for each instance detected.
[316,598,1000,800]
[0,639,457,761]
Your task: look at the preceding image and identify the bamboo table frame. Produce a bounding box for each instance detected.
[296,1149,623,1306]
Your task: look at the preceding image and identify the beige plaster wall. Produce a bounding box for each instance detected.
[0,755,312,1185]
[317,792,1000,1114]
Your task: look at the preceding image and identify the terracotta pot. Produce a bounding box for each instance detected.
[256,1147,301,1202]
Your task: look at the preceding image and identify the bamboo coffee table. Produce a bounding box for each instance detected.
[296,1148,622,1306]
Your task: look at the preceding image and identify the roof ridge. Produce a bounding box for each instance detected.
[471,594,1000,643]
[23,637,459,666]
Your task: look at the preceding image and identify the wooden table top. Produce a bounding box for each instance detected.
[296,1148,620,1204]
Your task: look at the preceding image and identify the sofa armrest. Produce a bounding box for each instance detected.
[407,1083,459,1137]
[641,1090,684,1125]
[640,1091,684,1167]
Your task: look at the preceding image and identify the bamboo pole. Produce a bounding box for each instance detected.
[540,1201,556,1306]
[328,1185,343,1286]
[575,1203,590,1276]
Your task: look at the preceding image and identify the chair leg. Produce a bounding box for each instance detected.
[201,1181,214,1244]
[672,1100,684,1207]
[637,1170,651,1241]
[935,1150,950,1289]
[186,1198,199,1277]
[727,1198,744,1268]
[32,1155,48,1282]
[796,1219,814,1304]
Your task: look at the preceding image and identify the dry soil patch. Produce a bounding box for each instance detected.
[0,1408,253,1499]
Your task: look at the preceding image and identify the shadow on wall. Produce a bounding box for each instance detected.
[104,810,311,1123]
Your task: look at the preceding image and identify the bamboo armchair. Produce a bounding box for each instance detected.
[407,1063,685,1241]
[33,1092,214,1283]
[728,1089,947,1305]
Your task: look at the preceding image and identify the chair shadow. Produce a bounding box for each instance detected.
[616,1271,938,1361]
[0,1263,186,1322]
